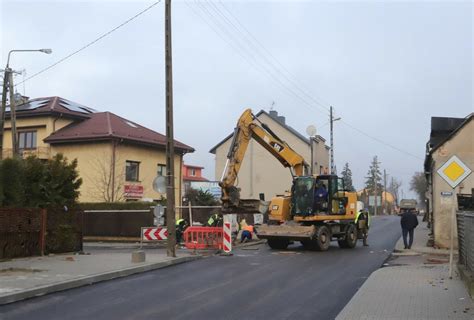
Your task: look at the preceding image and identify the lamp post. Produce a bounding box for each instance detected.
[0,49,52,158]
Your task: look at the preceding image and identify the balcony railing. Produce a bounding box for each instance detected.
[1,147,51,159]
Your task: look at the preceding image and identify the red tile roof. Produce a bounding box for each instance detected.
[183,176,209,182]
[45,111,194,153]
[183,164,205,169]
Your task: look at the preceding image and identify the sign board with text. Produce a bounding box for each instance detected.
[124,185,144,198]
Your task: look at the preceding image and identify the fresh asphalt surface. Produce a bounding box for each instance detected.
[0,216,401,320]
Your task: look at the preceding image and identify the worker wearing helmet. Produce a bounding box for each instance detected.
[355,208,370,246]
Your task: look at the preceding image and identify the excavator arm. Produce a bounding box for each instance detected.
[219,109,307,212]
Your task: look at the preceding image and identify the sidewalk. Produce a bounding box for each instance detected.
[0,245,201,305]
[336,221,474,320]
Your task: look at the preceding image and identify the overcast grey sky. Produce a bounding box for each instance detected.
[1,0,472,197]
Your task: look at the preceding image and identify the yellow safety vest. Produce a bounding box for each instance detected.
[207,214,217,226]
[355,212,371,227]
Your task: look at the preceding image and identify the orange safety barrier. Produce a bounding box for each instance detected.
[183,226,223,250]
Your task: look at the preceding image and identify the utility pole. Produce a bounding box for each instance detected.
[310,137,314,175]
[374,174,377,216]
[330,106,334,174]
[383,169,387,214]
[8,72,18,157]
[0,69,10,159]
[329,106,341,175]
[165,0,176,257]
[0,49,51,159]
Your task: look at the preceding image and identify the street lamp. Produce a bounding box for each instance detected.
[1,48,52,158]
[6,48,52,68]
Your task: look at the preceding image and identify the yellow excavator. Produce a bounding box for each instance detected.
[219,109,359,251]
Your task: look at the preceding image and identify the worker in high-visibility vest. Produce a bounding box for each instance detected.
[240,224,254,243]
[206,212,222,227]
[355,209,370,246]
[175,218,188,244]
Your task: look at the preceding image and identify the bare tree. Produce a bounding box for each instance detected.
[87,152,125,202]
[410,172,427,204]
[388,177,402,206]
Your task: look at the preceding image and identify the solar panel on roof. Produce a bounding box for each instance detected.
[59,98,96,114]
[125,121,138,128]
[79,106,97,113]
[6,98,49,112]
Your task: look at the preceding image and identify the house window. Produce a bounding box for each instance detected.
[126,161,140,181]
[19,131,37,150]
[157,164,166,176]
[319,165,324,174]
[189,168,196,176]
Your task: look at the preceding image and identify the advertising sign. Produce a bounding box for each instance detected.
[124,185,144,198]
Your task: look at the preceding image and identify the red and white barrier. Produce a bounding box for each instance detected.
[223,216,232,253]
[141,227,168,241]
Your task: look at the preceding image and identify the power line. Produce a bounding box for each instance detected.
[217,0,331,112]
[340,120,423,160]
[188,0,328,116]
[207,0,329,114]
[205,1,422,162]
[15,1,162,87]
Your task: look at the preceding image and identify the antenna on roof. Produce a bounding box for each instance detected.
[270,101,275,111]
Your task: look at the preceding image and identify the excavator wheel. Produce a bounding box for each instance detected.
[338,224,357,249]
[267,238,290,250]
[314,226,331,251]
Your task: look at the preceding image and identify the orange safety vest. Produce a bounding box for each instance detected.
[244,225,254,233]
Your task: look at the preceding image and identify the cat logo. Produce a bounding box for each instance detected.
[270,142,284,153]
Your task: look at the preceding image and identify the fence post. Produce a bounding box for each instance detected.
[188,202,193,226]
[39,209,47,256]
[80,209,84,252]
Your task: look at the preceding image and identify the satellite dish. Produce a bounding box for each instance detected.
[153,176,167,193]
[306,125,317,137]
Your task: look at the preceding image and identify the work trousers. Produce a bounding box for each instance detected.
[402,228,414,248]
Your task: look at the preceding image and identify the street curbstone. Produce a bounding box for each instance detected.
[0,255,201,306]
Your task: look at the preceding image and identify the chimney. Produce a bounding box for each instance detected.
[14,94,29,105]
[269,110,286,125]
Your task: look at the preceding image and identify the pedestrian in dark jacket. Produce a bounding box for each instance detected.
[400,209,419,249]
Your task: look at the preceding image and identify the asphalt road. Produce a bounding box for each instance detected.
[0,216,401,320]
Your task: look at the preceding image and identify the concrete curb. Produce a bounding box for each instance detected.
[0,255,201,306]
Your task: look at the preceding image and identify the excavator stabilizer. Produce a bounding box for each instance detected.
[256,223,316,240]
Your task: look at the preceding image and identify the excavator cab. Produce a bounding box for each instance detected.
[291,175,348,217]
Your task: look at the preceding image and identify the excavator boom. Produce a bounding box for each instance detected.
[219,109,307,212]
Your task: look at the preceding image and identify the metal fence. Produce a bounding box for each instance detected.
[457,211,474,272]
[83,210,153,237]
[0,208,83,259]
